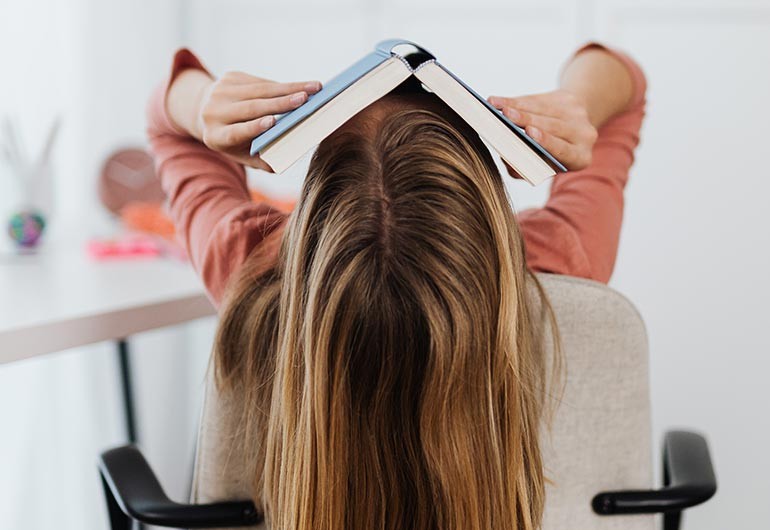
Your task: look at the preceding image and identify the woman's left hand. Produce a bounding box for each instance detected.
[488,89,598,174]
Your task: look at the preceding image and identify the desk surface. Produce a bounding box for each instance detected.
[0,247,215,364]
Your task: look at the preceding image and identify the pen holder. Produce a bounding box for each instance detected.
[4,163,53,250]
[2,117,58,252]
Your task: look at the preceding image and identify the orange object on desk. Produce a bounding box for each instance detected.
[120,202,176,239]
[119,191,295,240]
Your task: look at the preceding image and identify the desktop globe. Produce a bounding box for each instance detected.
[7,209,46,248]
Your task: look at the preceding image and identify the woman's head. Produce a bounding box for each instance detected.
[216,93,556,530]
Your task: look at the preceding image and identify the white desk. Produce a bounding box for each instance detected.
[0,247,216,364]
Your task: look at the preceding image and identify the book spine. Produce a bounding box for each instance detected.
[413,58,436,73]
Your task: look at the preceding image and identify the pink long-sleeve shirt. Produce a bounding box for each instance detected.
[147,45,646,308]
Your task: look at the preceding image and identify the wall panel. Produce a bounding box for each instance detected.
[596,6,770,529]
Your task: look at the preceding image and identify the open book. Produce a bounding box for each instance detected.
[250,39,566,185]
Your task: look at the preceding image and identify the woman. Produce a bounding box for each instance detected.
[148,42,645,530]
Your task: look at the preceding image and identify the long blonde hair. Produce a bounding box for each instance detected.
[215,101,559,530]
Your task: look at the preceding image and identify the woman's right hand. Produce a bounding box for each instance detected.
[195,71,322,170]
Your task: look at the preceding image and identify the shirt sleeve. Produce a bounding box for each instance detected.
[518,42,647,284]
[147,48,288,307]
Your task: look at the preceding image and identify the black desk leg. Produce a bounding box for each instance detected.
[115,338,143,530]
[116,339,138,443]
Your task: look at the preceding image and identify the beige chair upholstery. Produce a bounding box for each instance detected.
[536,274,654,530]
[191,273,655,530]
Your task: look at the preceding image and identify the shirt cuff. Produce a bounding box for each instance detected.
[146,48,213,138]
[566,41,647,110]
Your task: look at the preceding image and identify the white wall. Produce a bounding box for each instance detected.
[1,0,767,528]
[601,2,770,528]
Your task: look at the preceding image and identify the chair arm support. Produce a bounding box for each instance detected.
[99,445,261,528]
[592,430,717,516]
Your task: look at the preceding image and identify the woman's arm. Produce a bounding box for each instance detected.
[498,43,648,283]
[165,68,213,139]
[148,49,320,306]
[560,46,635,129]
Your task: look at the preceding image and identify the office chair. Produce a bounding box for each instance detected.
[98,274,716,530]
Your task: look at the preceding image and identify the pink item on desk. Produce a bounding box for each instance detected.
[87,235,163,260]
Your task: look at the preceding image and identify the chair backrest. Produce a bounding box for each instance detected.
[535,274,654,530]
[190,273,655,530]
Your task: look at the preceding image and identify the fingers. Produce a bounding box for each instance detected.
[489,91,585,121]
[489,94,559,117]
[220,91,309,123]
[206,78,321,125]
[501,107,572,139]
[526,125,592,170]
[204,115,276,154]
[226,80,322,100]
[501,106,596,154]
[228,115,277,143]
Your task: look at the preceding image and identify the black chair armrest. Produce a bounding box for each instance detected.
[99,445,261,529]
[592,430,716,530]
